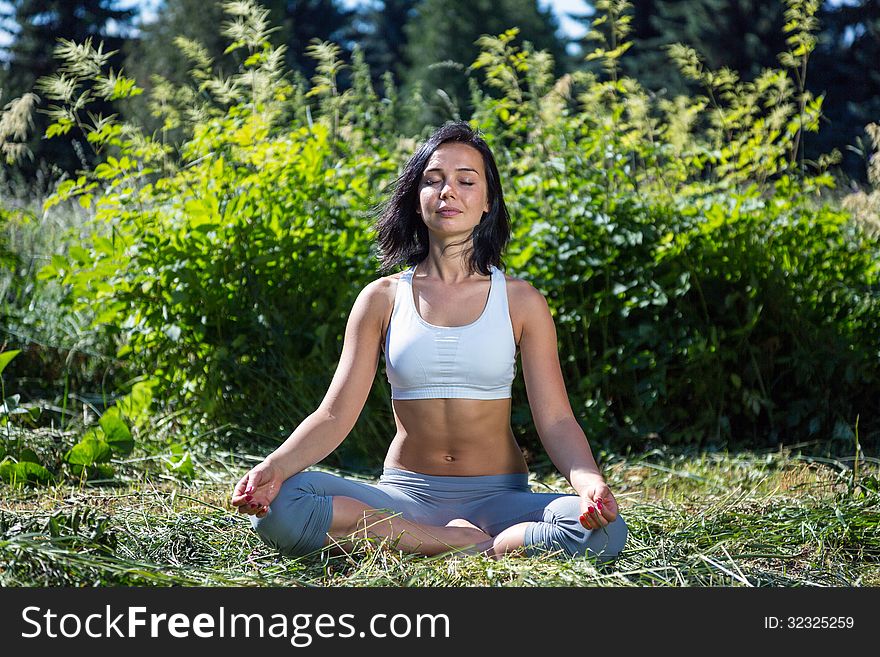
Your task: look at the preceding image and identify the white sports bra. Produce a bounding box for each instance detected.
[384,264,517,400]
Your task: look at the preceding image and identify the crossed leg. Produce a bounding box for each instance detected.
[328,495,492,556]
[252,470,492,557]
[252,470,626,560]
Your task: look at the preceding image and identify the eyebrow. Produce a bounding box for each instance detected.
[423,167,481,175]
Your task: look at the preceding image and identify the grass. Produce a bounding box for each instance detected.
[2,432,877,588]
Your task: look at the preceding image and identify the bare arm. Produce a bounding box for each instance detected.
[261,279,387,479]
[232,279,388,515]
[518,282,617,528]
[262,410,354,481]
[518,284,603,490]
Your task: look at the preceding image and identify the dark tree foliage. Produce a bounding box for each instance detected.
[350,0,419,89]
[572,0,879,182]
[126,0,354,89]
[267,0,356,79]
[578,0,789,97]
[121,0,237,140]
[810,0,880,181]
[401,0,567,128]
[121,0,356,141]
[0,0,136,178]
[124,0,230,86]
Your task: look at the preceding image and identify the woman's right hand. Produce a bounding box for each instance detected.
[231,460,285,518]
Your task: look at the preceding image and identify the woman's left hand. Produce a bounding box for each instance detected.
[578,478,619,531]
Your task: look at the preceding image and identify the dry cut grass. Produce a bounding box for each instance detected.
[1,444,878,587]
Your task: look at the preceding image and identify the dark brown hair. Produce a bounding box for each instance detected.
[372,121,510,276]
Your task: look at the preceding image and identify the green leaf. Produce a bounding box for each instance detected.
[168,451,195,480]
[0,459,54,486]
[36,261,59,281]
[99,407,134,455]
[1,394,21,413]
[68,245,90,264]
[45,119,74,139]
[116,380,154,422]
[18,448,40,463]
[0,350,21,375]
[91,464,116,479]
[64,432,112,467]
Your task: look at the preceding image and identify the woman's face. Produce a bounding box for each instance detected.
[417,142,490,238]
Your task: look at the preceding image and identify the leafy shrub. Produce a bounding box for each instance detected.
[0,196,127,412]
[1,345,151,485]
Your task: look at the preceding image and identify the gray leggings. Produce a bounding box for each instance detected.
[251,467,628,561]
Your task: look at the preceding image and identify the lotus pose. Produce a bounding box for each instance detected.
[231,122,628,560]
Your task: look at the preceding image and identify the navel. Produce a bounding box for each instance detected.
[444,455,455,462]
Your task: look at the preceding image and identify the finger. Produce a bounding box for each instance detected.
[231,488,255,506]
[232,476,252,506]
[588,502,609,529]
[238,503,264,516]
[579,503,593,529]
[248,483,279,509]
[594,497,611,523]
[244,470,261,495]
[233,473,250,496]
[586,501,607,529]
[579,512,595,530]
[579,504,601,530]
[597,496,618,522]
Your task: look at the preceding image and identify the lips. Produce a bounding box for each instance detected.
[437,206,462,216]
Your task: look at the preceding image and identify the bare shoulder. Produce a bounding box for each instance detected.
[503,271,549,313]
[361,271,406,345]
[370,269,407,302]
[502,271,551,346]
[357,272,402,315]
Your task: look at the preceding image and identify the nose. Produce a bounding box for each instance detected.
[439,182,455,198]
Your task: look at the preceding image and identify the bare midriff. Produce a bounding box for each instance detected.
[380,270,527,477]
[384,397,529,476]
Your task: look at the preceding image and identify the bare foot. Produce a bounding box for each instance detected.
[445,519,493,555]
[446,518,482,531]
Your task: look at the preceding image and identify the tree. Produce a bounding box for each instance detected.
[123,0,356,136]
[809,0,880,181]
[120,0,234,139]
[123,0,230,89]
[269,0,355,80]
[401,0,567,128]
[126,0,356,85]
[350,0,419,89]
[580,0,789,97]
[572,1,880,182]
[0,0,136,178]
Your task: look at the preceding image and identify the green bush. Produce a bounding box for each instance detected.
[0,199,126,405]
[511,189,879,450]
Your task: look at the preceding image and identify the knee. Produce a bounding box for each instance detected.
[581,514,628,562]
[250,471,333,557]
[524,499,628,562]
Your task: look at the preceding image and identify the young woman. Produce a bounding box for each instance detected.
[231,122,628,560]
